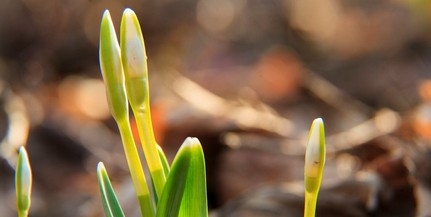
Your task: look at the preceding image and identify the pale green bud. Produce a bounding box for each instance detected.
[16,147,32,216]
[99,10,128,121]
[120,8,149,111]
[304,118,326,193]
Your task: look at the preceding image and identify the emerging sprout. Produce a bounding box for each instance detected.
[97,162,126,217]
[98,8,208,217]
[15,147,32,217]
[304,118,326,217]
[120,8,166,198]
[99,9,154,217]
[99,10,128,122]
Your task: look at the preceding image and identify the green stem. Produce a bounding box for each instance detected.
[119,9,167,201]
[304,192,318,217]
[117,119,154,217]
[134,111,166,199]
[18,210,28,217]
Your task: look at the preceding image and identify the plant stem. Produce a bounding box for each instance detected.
[120,9,167,200]
[118,119,154,217]
[134,110,166,199]
[303,118,325,217]
[304,191,318,217]
[18,210,28,217]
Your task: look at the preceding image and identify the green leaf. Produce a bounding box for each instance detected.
[156,138,208,217]
[15,147,32,217]
[179,138,208,217]
[97,162,125,217]
[151,145,171,203]
[157,144,170,177]
[156,138,194,217]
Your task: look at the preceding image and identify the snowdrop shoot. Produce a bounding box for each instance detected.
[98,8,208,217]
[304,118,326,217]
[15,147,32,217]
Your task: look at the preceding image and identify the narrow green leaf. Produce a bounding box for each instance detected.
[15,147,32,217]
[157,144,170,176]
[156,138,194,217]
[179,138,208,217]
[97,162,125,217]
[151,145,171,203]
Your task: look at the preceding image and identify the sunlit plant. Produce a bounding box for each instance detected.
[11,8,326,217]
[98,8,208,217]
[304,118,326,217]
[15,147,32,217]
[11,116,326,217]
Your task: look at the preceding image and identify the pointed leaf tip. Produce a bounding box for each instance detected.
[102,10,111,19]
[179,137,208,217]
[123,8,134,16]
[184,137,201,148]
[97,162,105,173]
[97,161,125,217]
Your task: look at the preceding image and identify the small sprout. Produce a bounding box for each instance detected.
[120,8,166,198]
[121,8,148,83]
[98,8,208,217]
[99,9,154,217]
[156,137,208,217]
[99,10,128,122]
[97,162,125,217]
[15,147,32,217]
[304,118,326,217]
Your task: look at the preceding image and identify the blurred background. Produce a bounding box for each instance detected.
[1,0,431,216]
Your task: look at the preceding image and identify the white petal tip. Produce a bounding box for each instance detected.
[97,162,105,171]
[123,8,134,14]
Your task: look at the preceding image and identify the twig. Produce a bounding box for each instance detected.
[170,74,295,137]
